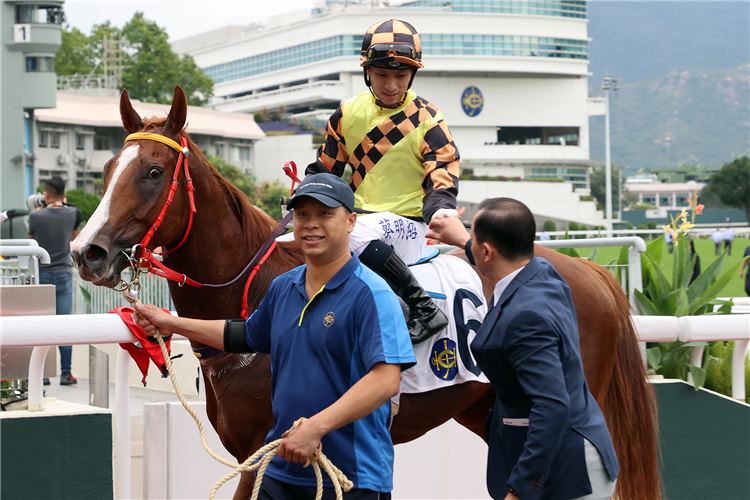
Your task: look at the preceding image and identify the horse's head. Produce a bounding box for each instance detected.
[72,86,193,287]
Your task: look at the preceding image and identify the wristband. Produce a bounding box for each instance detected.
[432,208,458,219]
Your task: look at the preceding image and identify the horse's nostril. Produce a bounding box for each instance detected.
[82,244,107,266]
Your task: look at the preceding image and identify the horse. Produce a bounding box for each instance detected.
[72,86,660,500]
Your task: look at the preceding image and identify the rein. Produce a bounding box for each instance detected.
[119,134,300,318]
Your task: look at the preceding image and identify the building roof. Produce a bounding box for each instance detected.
[35,93,265,141]
[626,181,706,193]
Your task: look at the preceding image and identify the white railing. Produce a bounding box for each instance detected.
[1,312,747,499]
[0,239,50,285]
[437,236,646,308]
[1,313,183,500]
[537,227,750,239]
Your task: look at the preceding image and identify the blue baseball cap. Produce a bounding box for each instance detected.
[287,174,355,212]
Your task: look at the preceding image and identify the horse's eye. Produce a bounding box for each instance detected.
[148,167,163,180]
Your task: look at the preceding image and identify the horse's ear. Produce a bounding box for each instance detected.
[120,89,143,133]
[163,85,187,135]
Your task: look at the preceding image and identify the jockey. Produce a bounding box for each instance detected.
[304,19,460,344]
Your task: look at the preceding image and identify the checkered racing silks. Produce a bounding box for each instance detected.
[306,91,459,222]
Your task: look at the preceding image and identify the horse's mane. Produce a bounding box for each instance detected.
[142,116,303,270]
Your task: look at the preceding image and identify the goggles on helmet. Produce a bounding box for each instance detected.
[366,43,419,61]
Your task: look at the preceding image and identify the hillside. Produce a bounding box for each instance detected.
[589,63,750,174]
[587,1,749,88]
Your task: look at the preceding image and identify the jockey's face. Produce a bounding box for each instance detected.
[292,197,356,265]
[367,67,413,106]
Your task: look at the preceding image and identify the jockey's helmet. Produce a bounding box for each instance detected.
[360,19,424,70]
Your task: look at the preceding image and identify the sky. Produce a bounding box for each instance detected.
[62,0,315,42]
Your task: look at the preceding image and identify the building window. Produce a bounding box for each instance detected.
[641,194,656,205]
[76,134,85,150]
[215,144,224,158]
[239,147,250,161]
[16,5,64,24]
[94,135,110,151]
[39,131,48,148]
[203,32,588,84]
[26,57,55,73]
[675,193,691,207]
[50,132,60,149]
[497,127,579,146]
[659,194,673,207]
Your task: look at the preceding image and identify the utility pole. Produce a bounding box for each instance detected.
[602,74,620,236]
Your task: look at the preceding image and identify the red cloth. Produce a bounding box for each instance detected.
[112,306,172,386]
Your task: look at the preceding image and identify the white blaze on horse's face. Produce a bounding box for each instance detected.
[71,145,140,254]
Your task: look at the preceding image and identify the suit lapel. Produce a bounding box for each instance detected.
[472,257,544,360]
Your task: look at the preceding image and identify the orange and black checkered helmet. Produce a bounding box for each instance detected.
[360,19,424,70]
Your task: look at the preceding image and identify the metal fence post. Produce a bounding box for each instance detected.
[89,346,109,408]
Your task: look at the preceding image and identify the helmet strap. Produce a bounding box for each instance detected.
[364,67,415,110]
[407,68,418,90]
[363,67,370,88]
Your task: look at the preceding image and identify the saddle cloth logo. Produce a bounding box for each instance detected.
[430,338,458,381]
[323,312,335,327]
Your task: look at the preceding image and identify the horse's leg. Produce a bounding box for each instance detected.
[200,354,274,500]
[391,382,490,444]
[452,385,495,441]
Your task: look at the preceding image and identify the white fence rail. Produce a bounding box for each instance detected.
[1,312,748,500]
[0,239,49,285]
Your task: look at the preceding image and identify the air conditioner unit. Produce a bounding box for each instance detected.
[57,153,69,165]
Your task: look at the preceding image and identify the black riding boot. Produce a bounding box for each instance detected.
[359,241,448,344]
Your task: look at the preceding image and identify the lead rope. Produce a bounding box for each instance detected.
[120,274,352,500]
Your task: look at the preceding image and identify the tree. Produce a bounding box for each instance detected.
[54,14,213,106]
[65,190,101,223]
[708,156,750,225]
[698,183,728,209]
[589,166,638,212]
[122,13,213,106]
[207,155,257,200]
[208,156,289,221]
[55,27,94,76]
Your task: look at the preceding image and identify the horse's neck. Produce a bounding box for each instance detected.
[163,168,273,301]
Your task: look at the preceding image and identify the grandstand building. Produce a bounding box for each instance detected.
[173,0,607,225]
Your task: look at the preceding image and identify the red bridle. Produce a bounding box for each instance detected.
[121,133,300,318]
[124,133,201,287]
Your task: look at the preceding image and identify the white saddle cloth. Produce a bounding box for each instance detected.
[401,255,490,393]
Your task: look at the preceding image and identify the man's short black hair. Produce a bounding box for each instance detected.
[45,176,66,197]
[473,198,535,261]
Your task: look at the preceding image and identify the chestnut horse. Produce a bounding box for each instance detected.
[72,87,660,500]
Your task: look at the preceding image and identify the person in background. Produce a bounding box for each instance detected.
[740,243,750,297]
[712,228,723,255]
[28,176,82,385]
[665,230,674,254]
[540,230,551,241]
[723,227,734,256]
[426,199,619,500]
[689,239,701,285]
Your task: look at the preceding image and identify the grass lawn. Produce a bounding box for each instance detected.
[555,237,750,298]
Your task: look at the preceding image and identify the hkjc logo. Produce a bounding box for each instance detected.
[323,312,335,327]
[430,338,458,381]
[461,86,483,117]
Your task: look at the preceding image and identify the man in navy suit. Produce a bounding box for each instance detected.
[427,198,619,500]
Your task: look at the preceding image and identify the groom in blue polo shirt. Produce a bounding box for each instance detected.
[135,173,415,500]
